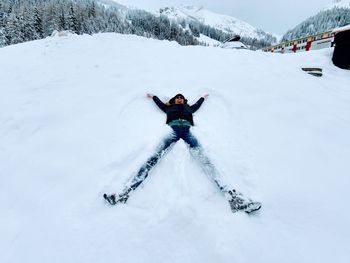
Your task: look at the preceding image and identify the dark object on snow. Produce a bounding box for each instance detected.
[153,95,204,126]
[302,67,323,77]
[103,193,116,205]
[225,35,241,42]
[168,93,188,105]
[221,35,247,49]
[103,191,130,205]
[226,190,262,214]
[332,27,350,69]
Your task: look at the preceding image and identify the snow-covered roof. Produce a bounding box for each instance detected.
[224,35,241,43]
[332,24,350,33]
[221,41,247,49]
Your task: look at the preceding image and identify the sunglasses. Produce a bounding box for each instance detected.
[175,96,184,99]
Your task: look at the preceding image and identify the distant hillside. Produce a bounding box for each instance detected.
[281,0,350,42]
[159,6,277,49]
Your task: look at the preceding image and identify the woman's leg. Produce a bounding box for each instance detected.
[104,133,180,205]
[189,146,230,192]
[185,134,261,213]
[123,132,179,194]
[182,130,229,192]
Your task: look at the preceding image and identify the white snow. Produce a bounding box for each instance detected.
[328,0,350,9]
[197,33,221,46]
[1,33,350,263]
[332,24,350,33]
[97,0,127,10]
[221,41,247,49]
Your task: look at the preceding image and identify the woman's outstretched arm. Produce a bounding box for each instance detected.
[146,93,167,112]
[190,94,209,113]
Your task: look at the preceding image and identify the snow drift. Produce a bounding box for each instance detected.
[0,32,349,263]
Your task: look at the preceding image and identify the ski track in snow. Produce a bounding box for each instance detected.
[0,32,350,263]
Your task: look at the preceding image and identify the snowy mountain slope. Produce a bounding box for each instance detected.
[282,0,350,41]
[197,33,221,46]
[159,6,276,41]
[97,0,127,9]
[1,33,350,263]
[327,0,350,9]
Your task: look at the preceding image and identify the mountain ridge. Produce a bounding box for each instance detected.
[158,5,277,41]
[281,0,350,41]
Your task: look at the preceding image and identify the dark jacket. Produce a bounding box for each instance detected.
[153,96,205,126]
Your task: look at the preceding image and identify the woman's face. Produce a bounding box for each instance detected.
[175,96,185,104]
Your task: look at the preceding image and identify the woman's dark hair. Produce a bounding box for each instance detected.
[168,94,188,104]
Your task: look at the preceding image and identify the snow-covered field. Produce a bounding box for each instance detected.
[0,33,349,263]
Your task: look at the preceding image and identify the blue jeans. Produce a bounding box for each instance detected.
[161,126,200,149]
[126,126,227,192]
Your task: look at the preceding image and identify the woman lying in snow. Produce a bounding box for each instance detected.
[103,93,261,213]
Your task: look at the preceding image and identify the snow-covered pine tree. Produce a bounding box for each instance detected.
[67,3,79,34]
[44,3,59,36]
[20,7,35,42]
[5,14,22,45]
[58,6,66,31]
[33,7,44,39]
[169,23,179,41]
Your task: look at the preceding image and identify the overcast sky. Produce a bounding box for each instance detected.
[115,0,334,35]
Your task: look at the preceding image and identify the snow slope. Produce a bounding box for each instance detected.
[281,0,350,42]
[1,33,350,263]
[197,33,221,46]
[328,0,350,9]
[97,0,127,9]
[159,6,276,41]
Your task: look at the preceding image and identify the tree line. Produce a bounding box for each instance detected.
[0,0,200,47]
[282,7,350,42]
[0,0,275,49]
